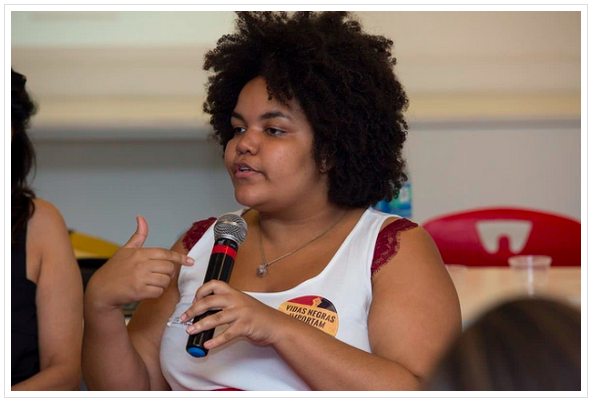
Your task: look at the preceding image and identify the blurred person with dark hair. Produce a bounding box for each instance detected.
[11,69,84,390]
[423,297,581,391]
[82,12,461,391]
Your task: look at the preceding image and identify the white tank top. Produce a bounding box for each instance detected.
[160,207,394,390]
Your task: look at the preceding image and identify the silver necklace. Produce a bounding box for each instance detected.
[256,210,348,277]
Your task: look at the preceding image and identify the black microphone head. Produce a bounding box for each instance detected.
[214,213,247,245]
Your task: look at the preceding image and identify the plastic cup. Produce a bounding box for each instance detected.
[508,255,552,296]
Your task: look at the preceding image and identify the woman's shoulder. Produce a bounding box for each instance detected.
[27,198,76,283]
[365,208,419,233]
[379,215,419,232]
[371,216,426,276]
[28,198,69,235]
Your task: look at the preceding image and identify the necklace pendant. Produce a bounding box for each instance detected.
[256,264,268,277]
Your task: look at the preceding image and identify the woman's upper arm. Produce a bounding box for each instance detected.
[29,199,83,376]
[368,224,461,381]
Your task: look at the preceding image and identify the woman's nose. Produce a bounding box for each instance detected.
[235,128,260,155]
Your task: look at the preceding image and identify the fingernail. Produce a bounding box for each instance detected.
[186,257,195,265]
[186,326,196,334]
[180,313,187,322]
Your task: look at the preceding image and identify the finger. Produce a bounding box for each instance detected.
[204,324,242,350]
[123,215,149,248]
[193,280,231,303]
[143,285,165,299]
[144,271,174,289]
[141,259,176,278]
[181,292,231,322]
[186,308,238,338]
[144,247,194,266]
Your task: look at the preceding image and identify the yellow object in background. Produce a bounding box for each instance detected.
[69,231,120,259]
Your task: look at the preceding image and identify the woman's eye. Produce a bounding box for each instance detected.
[232,127,246,135]
[266,127,285,136]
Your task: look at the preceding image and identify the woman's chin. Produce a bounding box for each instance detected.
[233,191,261,209]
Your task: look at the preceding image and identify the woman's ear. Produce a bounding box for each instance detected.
[319,159,333,173]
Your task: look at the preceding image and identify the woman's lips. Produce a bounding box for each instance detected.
[233,163,260,178]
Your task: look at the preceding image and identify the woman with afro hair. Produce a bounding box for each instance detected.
[83,12,461,391]
[11,69,84,390]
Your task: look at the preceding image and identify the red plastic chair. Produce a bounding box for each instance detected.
[422,207,581,267]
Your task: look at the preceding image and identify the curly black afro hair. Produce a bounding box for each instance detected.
[203,11,409,208]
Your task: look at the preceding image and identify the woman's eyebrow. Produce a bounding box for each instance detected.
[231,110,294,122]
[231,111,245,122]
[260,111,293,121]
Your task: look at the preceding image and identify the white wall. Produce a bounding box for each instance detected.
[406,121,581,224]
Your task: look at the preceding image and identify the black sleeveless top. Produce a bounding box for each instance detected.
[11,223,40,386]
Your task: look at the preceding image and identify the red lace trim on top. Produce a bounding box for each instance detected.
[213,388,242,391]
[182,217,217,252]
[371,218,419,277]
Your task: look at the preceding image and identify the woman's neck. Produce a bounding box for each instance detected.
[252,205,362,250]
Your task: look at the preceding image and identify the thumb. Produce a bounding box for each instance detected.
[123,215,149,248]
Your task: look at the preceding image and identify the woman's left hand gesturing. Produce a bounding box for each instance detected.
[179,280,289,350]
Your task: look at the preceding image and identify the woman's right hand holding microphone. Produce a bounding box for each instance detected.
[84,216,194,314]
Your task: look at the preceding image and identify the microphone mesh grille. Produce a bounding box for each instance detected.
[213,213,248,245]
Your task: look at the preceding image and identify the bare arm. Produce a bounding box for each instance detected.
[366,225,462,387]
[82,217,192,390]
[12,199,83,391]
[185,223,461,390]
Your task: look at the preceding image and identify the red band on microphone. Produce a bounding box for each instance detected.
[212,244,237,259]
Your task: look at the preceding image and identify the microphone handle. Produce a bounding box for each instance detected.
[186,237,238,358]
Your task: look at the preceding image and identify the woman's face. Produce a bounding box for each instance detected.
[225,76,328,213]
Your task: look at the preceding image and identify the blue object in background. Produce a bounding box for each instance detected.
[374,181,412,218]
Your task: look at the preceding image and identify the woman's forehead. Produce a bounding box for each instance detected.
[235,77,306,120]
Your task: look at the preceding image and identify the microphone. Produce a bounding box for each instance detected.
[186,213,247,358]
